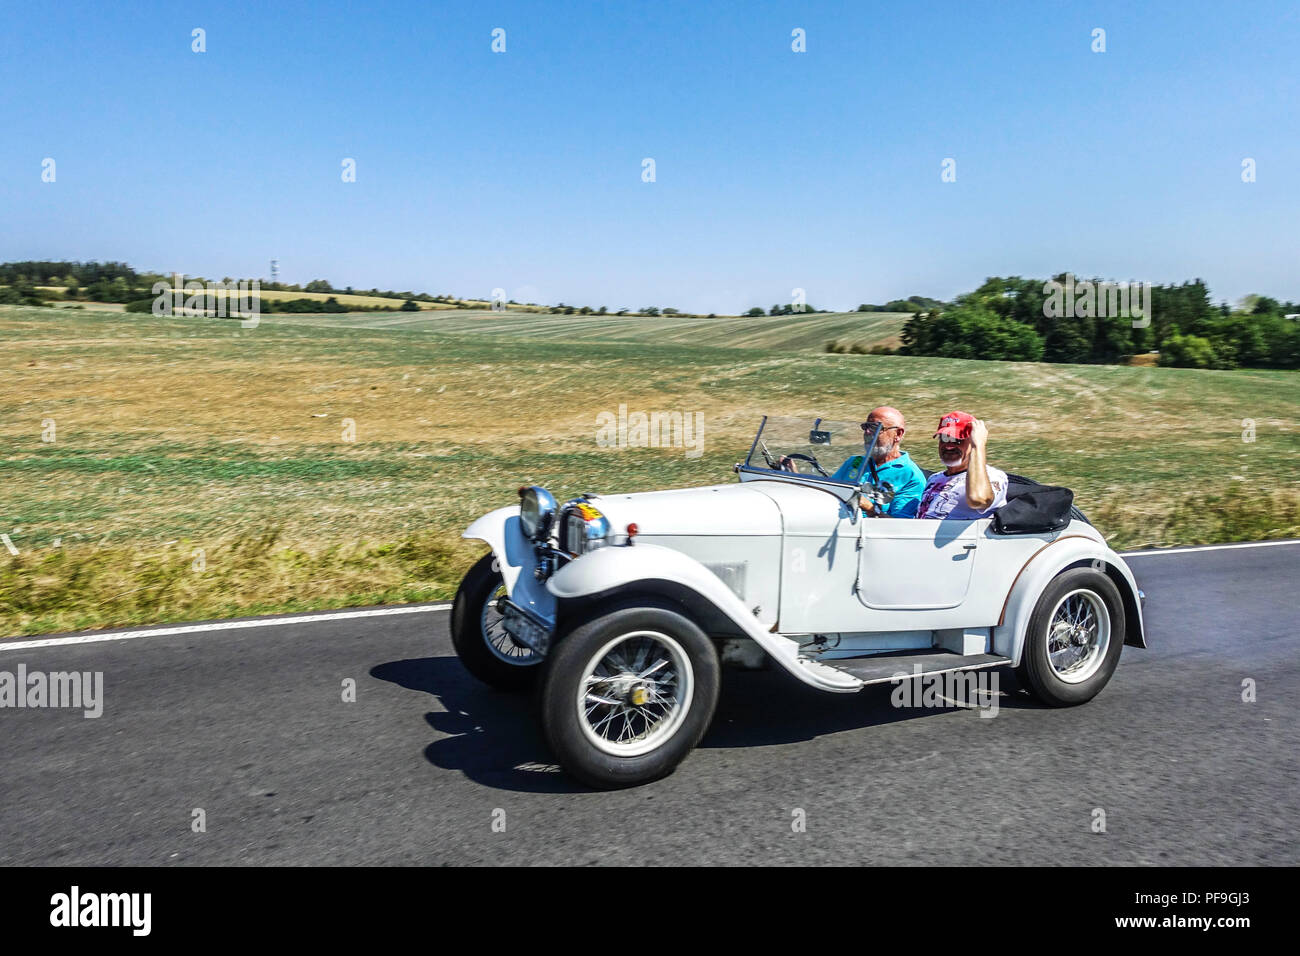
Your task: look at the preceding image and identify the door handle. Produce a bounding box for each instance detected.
[962,543,978,550]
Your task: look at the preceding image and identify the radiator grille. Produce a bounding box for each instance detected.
[561,510,584,555]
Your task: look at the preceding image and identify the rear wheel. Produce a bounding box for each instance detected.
[540,602,720,789]
[1017,567,1124,707]
[450,553,543,691]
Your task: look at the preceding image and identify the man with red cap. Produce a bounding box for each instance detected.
[916,411,1008,520]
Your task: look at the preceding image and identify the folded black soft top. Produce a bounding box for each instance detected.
[991,473,1086,534]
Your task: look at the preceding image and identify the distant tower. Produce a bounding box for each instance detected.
[270,259,279,284]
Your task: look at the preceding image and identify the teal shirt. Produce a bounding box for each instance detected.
[831,450,926,517]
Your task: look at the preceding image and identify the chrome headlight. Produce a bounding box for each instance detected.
[561,501,611,555]
[518,485,557,541]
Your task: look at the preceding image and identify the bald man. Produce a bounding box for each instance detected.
[829,405,927,517]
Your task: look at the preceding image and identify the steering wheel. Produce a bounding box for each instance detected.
[780,452,831,478]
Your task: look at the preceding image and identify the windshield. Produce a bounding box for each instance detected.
[744,416,881,485]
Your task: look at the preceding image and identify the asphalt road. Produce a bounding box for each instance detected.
[1,542,1296,866]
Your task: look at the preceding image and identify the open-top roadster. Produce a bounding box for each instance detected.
[452,417,1146,789]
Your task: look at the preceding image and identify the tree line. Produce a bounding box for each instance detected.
[0,260,148,305]
[894,275,1300,370]
[0,261,712,316]
[0,261,496,311]
[122,294,407,315]
[857,295,948,313]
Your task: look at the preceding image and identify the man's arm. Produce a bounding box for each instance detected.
[965,418,995,510]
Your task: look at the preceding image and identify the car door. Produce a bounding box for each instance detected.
[856,517,986,610]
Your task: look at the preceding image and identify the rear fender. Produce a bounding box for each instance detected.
[994,537,1147,665]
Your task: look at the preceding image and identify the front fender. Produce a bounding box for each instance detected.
[547,544,860,692]
[994,536,1146,665]
[462,506,556,627]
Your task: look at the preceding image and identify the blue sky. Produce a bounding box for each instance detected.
[2,0,1297,313]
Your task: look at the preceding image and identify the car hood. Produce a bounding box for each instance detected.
[585,482,784,539]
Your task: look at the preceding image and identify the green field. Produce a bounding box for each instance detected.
[2,305,1297,636]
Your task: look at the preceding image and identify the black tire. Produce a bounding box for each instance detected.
[540,601,720,789]
[450,553,543,691]
[1016,567,1125,707]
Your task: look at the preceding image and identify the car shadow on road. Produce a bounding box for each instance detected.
[370,656,584,794]
[373,656,1043,791]
[703,666,1040,749]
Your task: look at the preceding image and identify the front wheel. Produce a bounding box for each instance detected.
[450,553,543,691]
[1017,567,1125,707]
[540,602,720,789]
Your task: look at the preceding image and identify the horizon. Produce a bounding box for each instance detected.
[3,0,1297,312]
[8,258,1288,315]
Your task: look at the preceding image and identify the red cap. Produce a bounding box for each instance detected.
[934,411,974,440]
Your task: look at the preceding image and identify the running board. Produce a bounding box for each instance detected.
[811,650,1010,687]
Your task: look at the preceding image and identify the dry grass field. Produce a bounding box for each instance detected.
[2,305,1297,636]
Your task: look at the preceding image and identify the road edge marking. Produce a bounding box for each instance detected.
[4,538,1297,651]
[0,603,452,652]
[1119,539,1300,558]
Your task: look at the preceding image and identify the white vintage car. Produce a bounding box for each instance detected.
[452,416,1146,789]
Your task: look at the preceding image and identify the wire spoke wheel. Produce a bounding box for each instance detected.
[452,553,542,691]
[542,603,719,788]
[481,582,540,667]
[1045,589,1111,684]
[576,630,694,757]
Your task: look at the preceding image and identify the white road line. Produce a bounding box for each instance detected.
[2,537,1296,652]
[0,603,451,652]
[1119,539,1300,558]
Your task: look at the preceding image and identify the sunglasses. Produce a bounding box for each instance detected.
[861,422,900,433]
